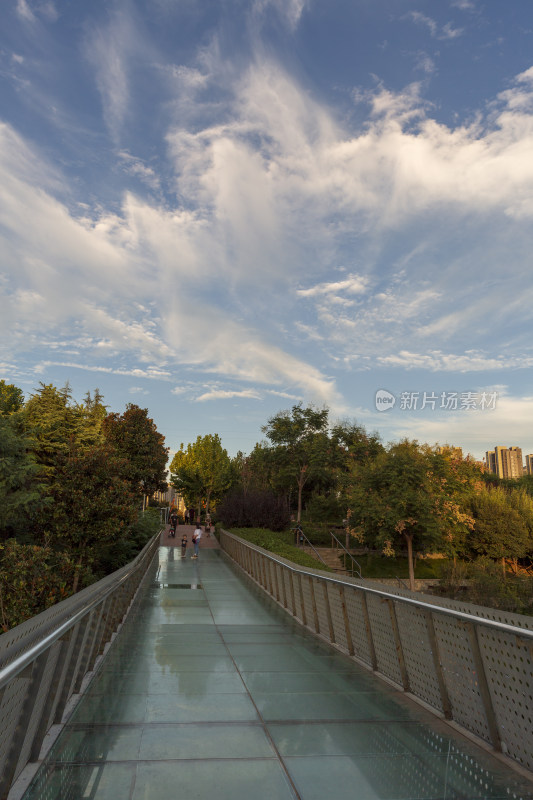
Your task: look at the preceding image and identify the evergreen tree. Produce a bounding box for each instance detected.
[0,416,44,540]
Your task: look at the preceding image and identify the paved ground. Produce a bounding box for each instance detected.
[160,523,220,550]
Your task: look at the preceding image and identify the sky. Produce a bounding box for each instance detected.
[1,0,533,465]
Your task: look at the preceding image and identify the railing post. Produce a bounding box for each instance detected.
[53,617,90,723]
[28,637,70,761]
[289,571,297,616]
[360,591,378,671]
[273,563,281,603]
[297,573,307,626]
[424,610,453,719]
[339,585,354,656]
[308,577,320,633]
[466,621,502,751]
[280,566,288,609]
[322,581,335,643]
[387,599,409,691]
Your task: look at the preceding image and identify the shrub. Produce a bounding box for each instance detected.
[218,490,290,532]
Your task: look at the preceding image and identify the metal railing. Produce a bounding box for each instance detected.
[330,530,362,578]
[0,531,161,799]
[220,528,533,775]
[292,527,329,570]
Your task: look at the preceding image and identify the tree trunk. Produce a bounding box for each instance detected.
[501,557,506,579]
[297,479,303,524]
[72,553,84,593]
[404,533,416,592]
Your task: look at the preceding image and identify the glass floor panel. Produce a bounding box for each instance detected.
[21,547,533,800]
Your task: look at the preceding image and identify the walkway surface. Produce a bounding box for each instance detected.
[21,537,533,800]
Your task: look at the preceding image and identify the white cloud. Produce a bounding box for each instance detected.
[117,151,161,191]
[297,274,368,298]
[451,0,476,11]
[35,362,172,379]
[251,0,308,31]
[3,54,533,413]
[389,390,533,461]
[195,388,261,402]
[408,12,463,40]
[376,351,533,372]
[408,12,438,37]
[16,0,35,22]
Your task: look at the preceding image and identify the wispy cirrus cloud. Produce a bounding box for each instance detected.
[407,12,463,40]
[35,362,172,380]
[376,351,533,373]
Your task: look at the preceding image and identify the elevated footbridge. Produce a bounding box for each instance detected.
[2,529,533,800]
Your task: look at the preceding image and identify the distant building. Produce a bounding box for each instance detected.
[526,455,533,475]
[485,446,523,479]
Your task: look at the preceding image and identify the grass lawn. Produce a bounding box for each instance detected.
[355,553,449,579]
[225,527,333,572]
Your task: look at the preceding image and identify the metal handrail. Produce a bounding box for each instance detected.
[220,529,533,639]
[293,528,329,569]
[330,530,362,578]
[0,532,159,689]
[0,531,162,798]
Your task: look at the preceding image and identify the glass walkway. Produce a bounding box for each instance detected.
[22,545,533,800]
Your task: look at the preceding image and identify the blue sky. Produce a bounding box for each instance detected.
[2,0,533,464]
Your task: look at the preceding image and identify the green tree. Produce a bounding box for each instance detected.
[347,440,475,590]
[0,380,24,415]
[469,486,532,575]
[261,404,330,523]
[0,541,78,631]
[22,383,104,478]
[0,416,44,540]
[102,404,168,498]
[44,444,137,591]
[170,433,232,517]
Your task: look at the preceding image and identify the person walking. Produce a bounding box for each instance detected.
[192,523,202,559]
[169,510,178,537]
[181,531,188,559]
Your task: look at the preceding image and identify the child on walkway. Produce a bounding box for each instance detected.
[181,532,187,558]
[192,523,202,559]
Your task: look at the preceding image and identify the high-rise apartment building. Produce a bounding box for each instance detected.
[485,446,523,478]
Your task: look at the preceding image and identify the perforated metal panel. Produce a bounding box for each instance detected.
[293,573,305,624]
[313,579,330,637]
[300,576,315,631]
[395,603,444,712]
[343,588,373,666]
[0,674,30,772]
[326,582,347,649]
[14,644,61,780]
[365,593,403,685]
[477,626,533,771]
[432,613,491,741]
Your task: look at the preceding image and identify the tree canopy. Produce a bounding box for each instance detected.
[262,404,331,523]
[170,433,232,515]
